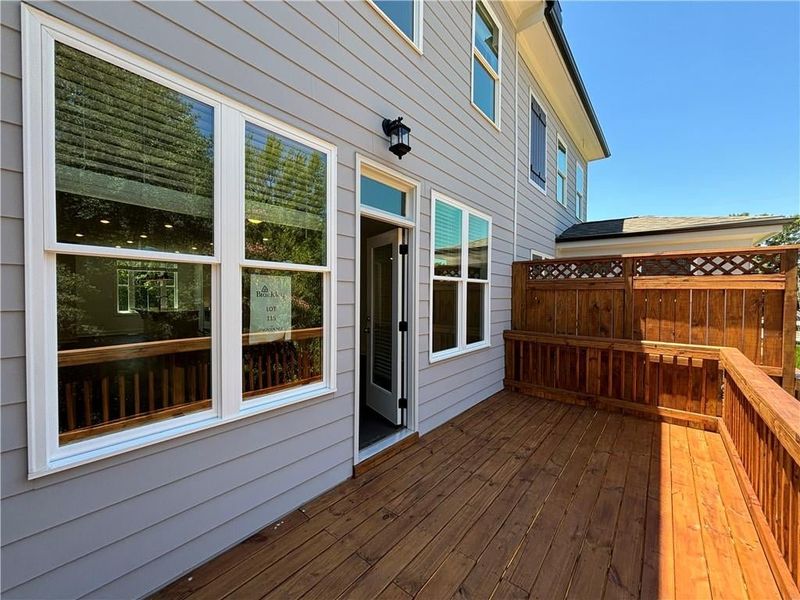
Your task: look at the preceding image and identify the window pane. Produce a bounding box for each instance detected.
[374,0,414,39]
[434,200,462,277]
[468,214,489,280]
[432,280,458,353]
[472,57,496,122]
[55,43,214,255]
[57,255,212,444]
[474,1,499,72]
[558,144,567,173]
[557,174,565,204]
[245,122,327,265]
[361,175,406,216]
[466,282,485,344]
[242,268,323,398]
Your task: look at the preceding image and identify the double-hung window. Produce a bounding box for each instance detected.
[575,163,586,220]
[430,193,491,361]
[557,138,568,205]
[471,0,501,126]
[529,94,547,191]
[369,0,423,51]
[23,7,336,476]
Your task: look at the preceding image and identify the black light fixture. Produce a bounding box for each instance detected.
[382,117,411,159]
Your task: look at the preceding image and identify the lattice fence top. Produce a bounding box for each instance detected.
[527,258,624,280]
[634,251,783,277]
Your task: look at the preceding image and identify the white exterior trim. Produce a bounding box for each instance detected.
[22,5,338,477]
[428,190,492,364]
[470,0,503,130]
[353,154,420,463]
[365,0,424,55]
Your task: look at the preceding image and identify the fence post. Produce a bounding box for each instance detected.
[781,248,797,395]
[623,257,634,339]
[512,262,526,331]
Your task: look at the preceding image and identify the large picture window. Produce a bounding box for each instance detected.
[471,0,501,126]
[430,193,491,361]
[23,8,336,475]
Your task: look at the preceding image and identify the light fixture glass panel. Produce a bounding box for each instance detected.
[244,122,327,266]
[56,255,212,444]
[54,43,214,255]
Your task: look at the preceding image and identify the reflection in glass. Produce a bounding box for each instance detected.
[467,282,486,345]
[56,255,212,444]
[468,215,489,280]
[361,175,406,217]
[55,43,214,255]
[245,122,327,265]
[473,57,496,122]
[434,200,462,277]
[432,280,458,353]
[242,268,323,398]
[371,244,394,392]
[375,0,414,39]
[474,1,499,72]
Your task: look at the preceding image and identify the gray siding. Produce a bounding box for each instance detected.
[515,57,586,261]
[0,1,587,597]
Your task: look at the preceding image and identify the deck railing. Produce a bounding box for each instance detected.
[504,331,800,594]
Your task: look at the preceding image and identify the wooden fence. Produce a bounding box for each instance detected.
[512,247,798,393]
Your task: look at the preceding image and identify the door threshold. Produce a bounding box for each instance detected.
[355,429,419,476]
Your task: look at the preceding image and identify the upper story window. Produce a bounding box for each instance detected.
[471,0,501,126]
[23,7,336,476]
[557,138,568,205]
[575,163,585,219]
[529,94,547,192]
[369,0,423,51]
[430,193,491,362]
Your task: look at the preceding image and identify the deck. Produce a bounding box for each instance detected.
[154,391,781,600]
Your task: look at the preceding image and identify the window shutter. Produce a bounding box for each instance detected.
[530,99,546,188]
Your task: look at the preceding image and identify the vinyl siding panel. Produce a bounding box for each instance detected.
[0,0,577,596]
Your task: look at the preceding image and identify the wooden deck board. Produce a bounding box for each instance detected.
[155,392,781,600]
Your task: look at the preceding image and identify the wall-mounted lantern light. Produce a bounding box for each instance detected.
[382,117,411,159]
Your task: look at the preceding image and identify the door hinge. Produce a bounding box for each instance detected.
[398,321,408,332]
[399,244,409,256]
[398,397,408,409]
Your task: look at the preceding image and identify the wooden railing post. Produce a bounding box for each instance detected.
[623,257,634,339]
[512,262,527,330]
[782,248,798,395]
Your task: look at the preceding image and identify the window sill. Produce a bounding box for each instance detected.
[365,0,424,55]
[29,384,336,480]
[470,101,501,132]
[429,341,491,365]
[528,178,546,195]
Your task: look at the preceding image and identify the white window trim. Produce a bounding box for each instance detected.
[365,0,424,54]
[528,87,548,195]
[429,191,492,364]
[530,250,554,260]
[22,6,337,478]
[556,134,568,207]
[470,0,502,130]
[575,162,585,220]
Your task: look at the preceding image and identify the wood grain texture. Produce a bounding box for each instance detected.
[152,392,784,600]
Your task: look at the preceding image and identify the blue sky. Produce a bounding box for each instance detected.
[562,1,800,221]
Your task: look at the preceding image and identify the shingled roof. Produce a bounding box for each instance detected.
[556,215,793,242]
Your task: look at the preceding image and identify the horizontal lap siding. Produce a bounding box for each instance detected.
[0,0,520,597]
[515,58,585,261]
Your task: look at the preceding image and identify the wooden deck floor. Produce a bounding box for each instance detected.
[154,391,781,600]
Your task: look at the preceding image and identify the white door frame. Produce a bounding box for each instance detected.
[354,154,420,464]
